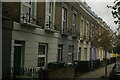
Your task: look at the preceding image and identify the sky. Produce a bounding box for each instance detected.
[83,0,118,32]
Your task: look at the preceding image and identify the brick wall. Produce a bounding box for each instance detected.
[2,2,20,22]
[37,2,45,28]
[44,66,75,79]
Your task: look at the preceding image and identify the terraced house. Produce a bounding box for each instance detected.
[2,1,79,78]
[3,1,59,79]
[55,2,82,65]
[2,1,115,79]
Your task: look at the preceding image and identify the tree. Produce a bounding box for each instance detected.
[114,45,120,54]
[113,36,120,54]
[107,0,120,25]
[90,26,114,76]
[107,0,120,60]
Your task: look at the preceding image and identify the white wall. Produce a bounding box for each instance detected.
[78,41,90,61]
[11,22,59,68]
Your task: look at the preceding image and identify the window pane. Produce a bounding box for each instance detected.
[38,45,45,55]
[69,45,74,53]
[79,47,81,60]
[62,7,67,29]
[49,2,53,14]
[84,48,87,60]
[62,8,64,20]
[81,20,83,35]
[49,16,51,28]
[63,22,65,31]
[73,13,76,33]
[64,8,67,20]
[48,2,53,28]
[73,13,76,24]
[37,57,45,67]
[57,44,63,62]
[37,44,47,68]
[23,5,31,14]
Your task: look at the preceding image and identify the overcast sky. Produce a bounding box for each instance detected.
[83,0,118,32]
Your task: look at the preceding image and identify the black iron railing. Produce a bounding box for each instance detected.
[46,21,55,29]
[11,67,44,79]
[60,27,69,35]
[21,13,40,25]
[72,31,80,38]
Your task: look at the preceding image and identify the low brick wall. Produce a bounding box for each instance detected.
[44,66,75,79]
[75,61,90,73]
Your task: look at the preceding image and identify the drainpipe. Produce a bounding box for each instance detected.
[0,1,2,80]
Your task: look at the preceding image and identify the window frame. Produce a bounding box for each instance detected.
[21,1,37,23]
[80,18,84,36]
[62,7,67,31]
[86,21,89,37]
[68,45,74,64]
[79,47,81,60]
[57,44,63,62]
[84,48,87,60]
[48,2,53,28]
[45,1,55,29]
[72,9,77,34]
[37,43,47,68]
[61,3,68,32]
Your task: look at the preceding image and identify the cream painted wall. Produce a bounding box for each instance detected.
[11,22,59,68]
[78,41,90,61]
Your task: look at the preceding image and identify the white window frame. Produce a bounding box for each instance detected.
[80,17,84,36]
[72,9,77,34]
[37,43,47,68]
[21,0,37,23]
[45,1,55,29]
[61,3,68,32]
[68,45,74,64]
[90,23,94,38]
[62,8,67,31]
[86,21,89,37]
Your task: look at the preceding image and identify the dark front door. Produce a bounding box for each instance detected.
[14,46,21,76]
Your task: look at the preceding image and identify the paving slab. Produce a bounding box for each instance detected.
[76,63,115,78]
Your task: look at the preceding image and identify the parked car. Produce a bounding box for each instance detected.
[109,62,120,80]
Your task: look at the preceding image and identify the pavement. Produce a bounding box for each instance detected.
[76,63,115,78]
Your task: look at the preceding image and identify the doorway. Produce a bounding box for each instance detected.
[13,40,24,76]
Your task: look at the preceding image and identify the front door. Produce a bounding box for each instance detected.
[14,45,21,76]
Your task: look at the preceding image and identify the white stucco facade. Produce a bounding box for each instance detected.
[78,41,90,61]
[11,22,59,69]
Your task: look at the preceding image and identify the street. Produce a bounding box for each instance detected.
[75,63,115,79]
[2,1,120,80]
